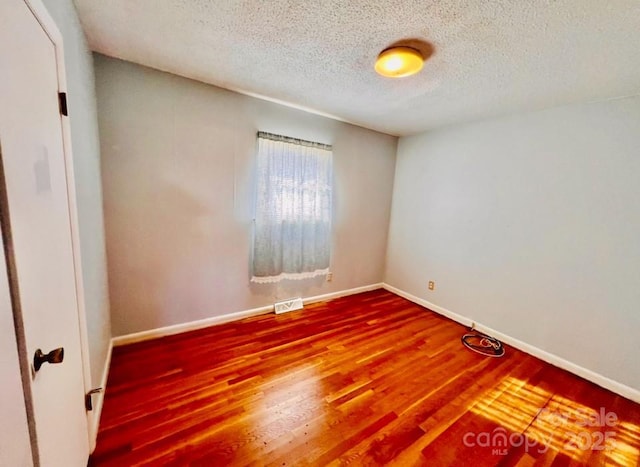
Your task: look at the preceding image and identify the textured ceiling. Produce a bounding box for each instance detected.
[73,0,640,136]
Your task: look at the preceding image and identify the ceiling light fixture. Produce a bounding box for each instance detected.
[375,46,424,78]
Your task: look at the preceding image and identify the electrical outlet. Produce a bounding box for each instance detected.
[428,281,435,290]
[326,272,333,282]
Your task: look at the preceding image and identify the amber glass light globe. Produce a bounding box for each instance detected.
[375,47,424,78]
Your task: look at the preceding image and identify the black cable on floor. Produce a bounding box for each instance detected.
[461,331,505,357]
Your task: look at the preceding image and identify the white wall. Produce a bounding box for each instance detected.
[95,55,397,336]
[386,95,640,391]
[43,0,111,394]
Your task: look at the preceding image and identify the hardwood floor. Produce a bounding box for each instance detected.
[91,290,640,466]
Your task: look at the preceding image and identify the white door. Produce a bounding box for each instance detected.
[0,1,90,466]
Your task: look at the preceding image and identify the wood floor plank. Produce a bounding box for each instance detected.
[90,290,640,466]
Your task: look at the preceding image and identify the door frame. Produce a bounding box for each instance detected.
[14,0,94,453]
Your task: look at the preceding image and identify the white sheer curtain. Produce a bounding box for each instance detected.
[251,132,332,283]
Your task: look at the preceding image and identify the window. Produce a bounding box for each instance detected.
[251,132,332,283]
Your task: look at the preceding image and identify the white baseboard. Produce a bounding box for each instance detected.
[111,304,273,347]
[88,339,112,452]
[302,282,382,306]
[382,283,640,404]
[112,283,383,347]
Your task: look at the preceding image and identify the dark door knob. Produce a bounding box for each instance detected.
[33,347,64,372]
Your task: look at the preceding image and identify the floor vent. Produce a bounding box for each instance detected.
[274,298,303,314]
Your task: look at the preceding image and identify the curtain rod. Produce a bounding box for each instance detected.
[257,131,332,151]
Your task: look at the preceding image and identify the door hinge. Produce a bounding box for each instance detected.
[85,387,103,411]
[58,92,68,116]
